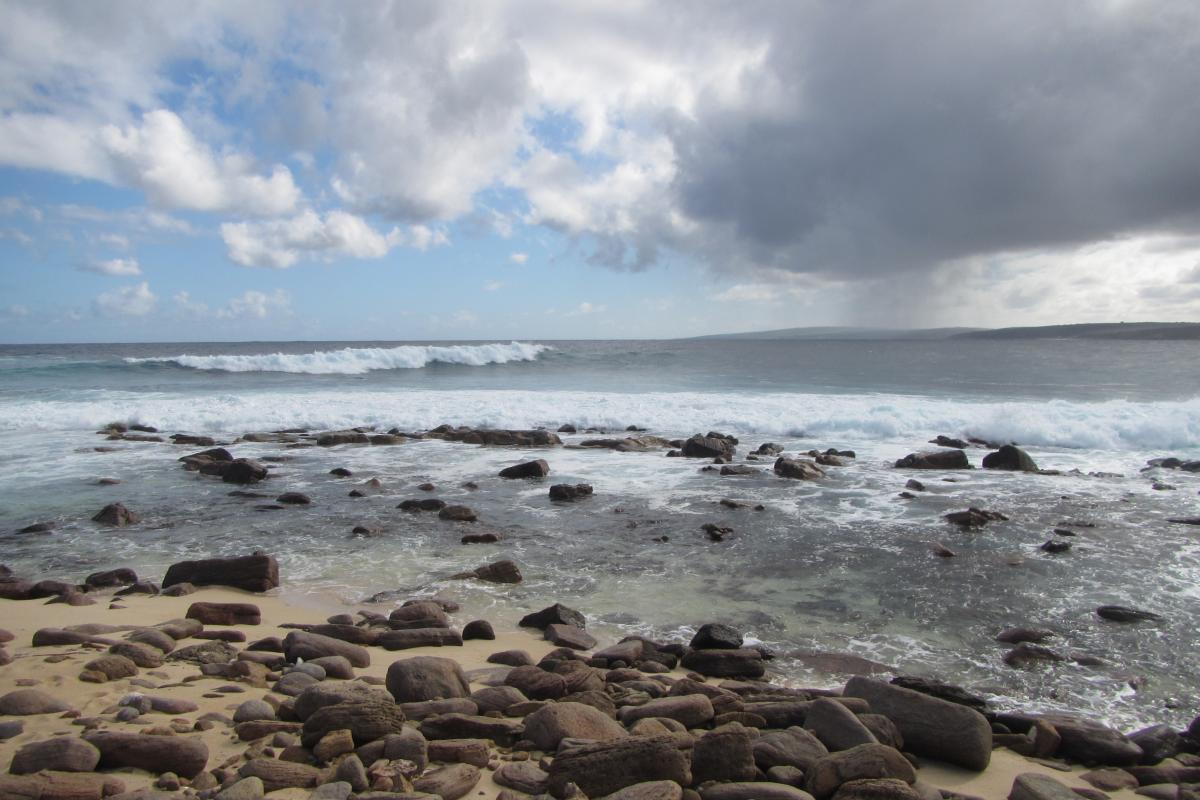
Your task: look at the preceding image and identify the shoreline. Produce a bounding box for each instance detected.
[0,581,1167,800]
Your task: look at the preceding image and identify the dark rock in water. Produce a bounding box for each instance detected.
[944,507,1008,527]
[498,459,550,479]
[793,652,893,676]
[982,444,1040,472]
[276,492,312,505]
[400,497,447,512]
[904,479,926,491]
[930,435,970,449]
[682,433,737,459]
[691,623,744,650]
[351,524,382,537]
[774,457,825,480]
[439,505,478,522]
[1001,713,1143,766]
[431,426,562,447]
[931,542,956,557]
[454,559,522,584]
[1096,605,1161,623]
[755,443,783,455]
[996,627,1055,645]
[1040,540,1071,553]
[549,483,594,501]
[221,459,269,484]
[721,465,761,476]
[369,434,405,445]
[17,521,54,534]
[843,677,992,771]
[462,620,495,640]
[1167,517,1200,526]
[329,467,352,477]
[461,532,501,544]
[171,433,216,446]
[92,502,140,526]
[520,603,586,631]
[84,567,137,588]
[162,553,280,593]
[1003,642,1066,667]
[682,648,765,678]
[894,450,970,469]
[702,523,733,541]
[417,482,436,491]
[1128,723,1181,764]
[317,431,370,446]
[348,478,384,497]
[558,424,577,433]
[889,676,988,712]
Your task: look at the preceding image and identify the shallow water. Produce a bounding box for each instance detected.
[0,338,1197,730]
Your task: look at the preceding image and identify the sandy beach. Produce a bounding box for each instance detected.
[0,582,1156,800]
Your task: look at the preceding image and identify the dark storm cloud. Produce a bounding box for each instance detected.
[668,2,1200,277]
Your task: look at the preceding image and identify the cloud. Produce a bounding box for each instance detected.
[98,233,130,249]
[81,257,141,276]
[509,251,528,264]
[220,210,404,268]
[93,281,156,317]
[483,280,503,292]
[1,304,29,318]
[568,301,606,316]
[217,289,290,320]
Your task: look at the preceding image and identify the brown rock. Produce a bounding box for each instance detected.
[386,655,471,703]
[547,734,693,799]
[0,689,73,715]
[186,601,261,625]
[162,553,279,592]
[84,730,209,778]
[238,758,320,792]
[300,700,407,748]
[523,702,627,750]
[806,744,917,800]
[9,737,102,774]
[412,764,481,800]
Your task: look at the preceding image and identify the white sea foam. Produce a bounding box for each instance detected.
[1,388,1198,453]
[124,341,551,374]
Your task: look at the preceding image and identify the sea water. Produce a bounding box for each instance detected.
[0,338,1198,729]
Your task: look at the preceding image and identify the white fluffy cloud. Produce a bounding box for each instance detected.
[220,210,448,268]
[82,257,141,276]
[217,289,290,320]
[93,281,156,317]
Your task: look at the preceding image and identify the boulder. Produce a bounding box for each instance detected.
[221,459,269,484]
[550,484,593,501]
[546,734,693,799]
[292,681,393,720]
[0,772,126,800]
[701,784,815,800]
[418,713,524,745]
[84,730,209,777]
[692,723,758,784]
[1008,773,1078,800]
[494,762,550,794]
[682,434,736,459]
[9,737,102,774]
[894,450,970,469]
[806,744,917,800]
[462,620,495,640]
[377,628,464,650]
[690,623,743,650]
[186,601,261,625]
[238,758,320,792]
[439,504,479,522]
[520,603,587,630]
[412,764,480,800]
[84,567,138,588]
[982,445,1039,472]
[832,779,923,800]
[504,664,568,700]
[82,654,138,681]
[681,648,765,678]
[1096,605,1161,623]
[619,695,715,728]
[386,656,471,703]
[775,457,826,480]
[283,630,371,668]
[545,624,596,650]
[162,553,279,592]
[499,459,550,478]
[92,503,140,526]
[0,689,72,715]
[805,697,879,751]
[843,677,991,771]
[523,702,627,750]
[300,700,407,748]
[1023,714,1142,766]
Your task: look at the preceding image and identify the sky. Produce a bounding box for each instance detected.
[2,1,1200,343]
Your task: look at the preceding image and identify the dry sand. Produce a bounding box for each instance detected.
[0,586,1144,799]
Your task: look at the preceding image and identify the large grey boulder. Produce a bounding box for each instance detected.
[386,655,471,703]
[806,743,917,800]
[523,702,627,750]
[547,734,692,799]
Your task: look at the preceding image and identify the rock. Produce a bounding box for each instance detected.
[160,582,195,597]
[806,697,879,751]
[455,559,522,583]
[944,507,1008,527]
[1080,769,1138,791]
[82,654,140,682]
[682,434,736,459]
[504,665,568,700]
[85,730,209,777]
[545,624,596,650]
[894,450,970,470]
[0,772,126,800]
[439,505,478,522]
[499,459,551,479]
[162,553,279,592]
[0,688,72,715]
[1003,642,1065,667]
[387,656,472,703]
[1008,773,1078,800]
[284,630,371,668]
[681,648,765,678]
[462,620,495,640]
[129,627,177,652]
[234,699,277,723]
[1026,714,1142,766]
[92,503,140,526]
[692,723,758,784]
[17,521,55,534]
[221,459,270,484]
[494,761,550,794]
[806,744,917,800]
[1096,605,1161,623]
[412,764,481,800]
[301,700,406,748]
[418,713,524,745]
[521,603,587,630]
[167,640,238,665]
[293,681,394,720]
[84,567,138,588]
[377,628,464,650]
[524,702,627,750]
[10,737,102,774]
[309,655,354,679]
[690,623,744,650]
[983,445,1039,472]
[904,479,926,491]
[0,720,24,740]
[1128,723,1180,764]
[427,738,490,767]
[461,532,501,544]
[996,627,1055,645]
[701,784,816,800]
[238,758,320,792]
[619,695,715,728]
[843,676,992,770]
[187,601,261,625]
[547,734,693,798]
[775,457,826,480]
[549,483,594,501]
[215,776,265,800]
[276,492,312,505]
[832,779,923,800]
[317,431,370,446]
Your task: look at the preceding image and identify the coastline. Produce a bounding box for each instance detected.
[0,582,1159,799]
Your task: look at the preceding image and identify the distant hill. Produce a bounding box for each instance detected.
[954,322,1200,340]
[692,326,980,341]
[693,322,1200,341]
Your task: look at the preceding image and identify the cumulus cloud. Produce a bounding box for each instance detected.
[217,289,290,320]
[483,281,503,292]
[509,252,528,264]
[93,281,156,317]
[220,210,403,268]
[81,257,141,276]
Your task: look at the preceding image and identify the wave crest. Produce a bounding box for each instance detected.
[125,341,551,375]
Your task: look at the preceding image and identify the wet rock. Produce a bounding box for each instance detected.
[386,655,471,703]
[547,734,693,798]
[439,505,478,522]
[187,601,262,625]
[1096,605,1161,623]
[162,553,279,593]
[461,531,501,544]
[843,676,992,770]
[1040,540,1071,554]
[0,688,72,715]
[520,603,587,630]
[462,620,496,641]
[317,431,370,446]
[454,559,522,583]
[400,497,447,512]
[499,459,550,479]
[982,445,1039,472]
[681,648,765,678]
[545,624,596,650]
[774,457,825,480]
[806,743,917,800]
[221,459,270,485]
[1008,773,1077,800]
[683,434,737,459]
[276,492,312,505]
[887,677,987,712]
[550,483,594,501]
[10,737,102,774]
[330,467,353,477]
[18,521,55,534]
[690,623,743,650]
[487,649,534,667]
[85,730,209,777]
[433,426,562,447]
[894,450,970,469]
[84,567,138,588]
[92,502,140,526]
[284,630,371,668]
[996,627,1055,645]
[944,507,1008,528]
[1029,714,1143,766]
[1128,723,1180,764]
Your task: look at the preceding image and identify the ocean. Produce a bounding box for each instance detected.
[1,338,1198,730]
